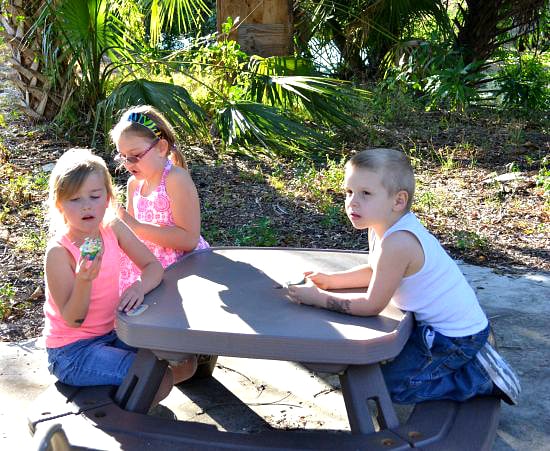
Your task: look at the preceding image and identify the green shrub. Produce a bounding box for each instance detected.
[536,158,550,207]
[384,42,484,112]
[231,217,278,247]
[0,283,15,320]
[496,54,550,112]
[454,230,487,251]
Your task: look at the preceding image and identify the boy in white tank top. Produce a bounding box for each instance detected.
[288,148,520,405]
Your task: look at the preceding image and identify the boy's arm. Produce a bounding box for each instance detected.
[289,232,417,316]
[114,219,163,312]
[307,264,373,290]
[45,244,101,327]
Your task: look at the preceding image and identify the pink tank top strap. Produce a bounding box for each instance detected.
[160,159,172,188]
[134,159,172,199]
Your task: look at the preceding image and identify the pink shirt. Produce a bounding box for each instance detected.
[119,160,209,293]
[43,225,121,348]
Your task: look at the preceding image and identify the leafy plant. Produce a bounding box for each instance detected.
[95,78,208,145]
[146,0,211,47]
[231,217,278,247]
[454,230,487,251]
[94,16,372,156]
[0,170,33,206]
[16,230,48,253]
[386,42,484,111]
[367,81,421,124]
[496,53,550,112]
[2,0,211,120]
[0,282,15,320]
[414,190,442,214]
[423,58,484,111]
[287,158,345,212]
[536,160,550,206]
[0,204,10,223]
[294,0,449,79]
[320,204,346,227]
[248,58,370,127]
[434,146,457,171]
[8,4,373,157]
[32,0,145,119]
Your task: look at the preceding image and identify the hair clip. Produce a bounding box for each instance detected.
[127,112,162,138]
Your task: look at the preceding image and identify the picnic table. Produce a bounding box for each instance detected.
[115,247,413,434]
[28,247,501,450]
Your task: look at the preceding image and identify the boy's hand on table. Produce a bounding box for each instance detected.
[304,271,332,290]
[287,281,325,308]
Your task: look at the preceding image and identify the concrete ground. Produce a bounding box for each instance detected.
[1,262,549,450]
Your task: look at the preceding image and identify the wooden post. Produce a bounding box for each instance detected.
[217,0,293,57]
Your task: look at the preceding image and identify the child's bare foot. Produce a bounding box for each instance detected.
[171,356,198,384]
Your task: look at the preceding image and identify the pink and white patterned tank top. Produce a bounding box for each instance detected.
[119,160,209,293]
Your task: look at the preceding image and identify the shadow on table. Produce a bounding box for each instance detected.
[170,250,401,340]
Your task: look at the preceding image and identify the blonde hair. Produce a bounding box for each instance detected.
[347,148,415,211]
[47,148,117,235]
[110,105,188,170]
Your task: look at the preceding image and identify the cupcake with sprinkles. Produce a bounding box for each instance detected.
[80,237,102,260]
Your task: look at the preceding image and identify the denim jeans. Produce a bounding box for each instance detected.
[47,330,137,386]
[382,322,493,404]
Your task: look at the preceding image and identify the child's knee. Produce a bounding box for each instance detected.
[170,356,198,384]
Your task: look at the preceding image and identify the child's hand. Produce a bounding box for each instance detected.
[304,271,332,290]
[75,254,102,282]
[287,281,324,308]
[119,279,144,312]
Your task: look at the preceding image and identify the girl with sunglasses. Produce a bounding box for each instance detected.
[110,106,210,383]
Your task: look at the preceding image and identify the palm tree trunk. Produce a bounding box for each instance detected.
[456,0,548,63]
[328,18,366,81]
[0,0,62,120]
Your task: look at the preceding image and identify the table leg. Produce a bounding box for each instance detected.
[339,363,399,434]
[114,348,168,414]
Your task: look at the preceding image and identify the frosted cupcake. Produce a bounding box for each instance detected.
[80,237,102,260]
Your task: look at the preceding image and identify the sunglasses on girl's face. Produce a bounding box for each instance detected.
[115,138,159,165]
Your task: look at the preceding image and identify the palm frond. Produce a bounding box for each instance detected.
[147,0,212,46]
[295,0,450,76]
[56,0,140,64]
[214,100,333,156]
[95,78,207,145]
[248,60,371,127]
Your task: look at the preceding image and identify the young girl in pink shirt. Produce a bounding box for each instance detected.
[43,148,171,399]
[111,105,210,380]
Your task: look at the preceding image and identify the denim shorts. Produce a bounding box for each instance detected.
[47,330,137,386]
[382,322,493,404]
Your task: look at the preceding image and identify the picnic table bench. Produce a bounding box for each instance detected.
[28,247,501,450]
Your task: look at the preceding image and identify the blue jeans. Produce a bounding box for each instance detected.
[47,330,137,386]
[382,322,493,403]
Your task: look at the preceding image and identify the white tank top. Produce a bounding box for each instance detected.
[375,212,488,337]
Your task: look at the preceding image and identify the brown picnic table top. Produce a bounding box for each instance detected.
[115,247,413,434]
